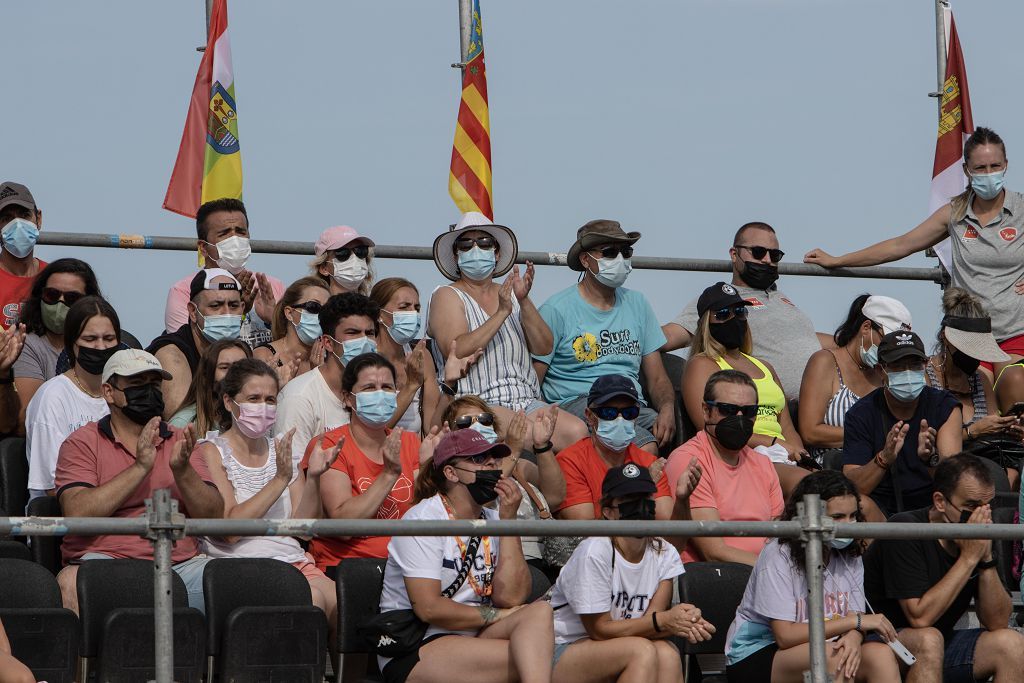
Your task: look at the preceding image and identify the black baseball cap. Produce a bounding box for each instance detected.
[878,330,927,365]
[587,374,639,407]
[602,463,657,500]
[696,281,748,318]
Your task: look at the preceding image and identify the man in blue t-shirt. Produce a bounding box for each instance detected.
[842,330,963,518]
[533,220,676,454]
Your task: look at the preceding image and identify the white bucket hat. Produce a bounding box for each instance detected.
[432,212,518,282]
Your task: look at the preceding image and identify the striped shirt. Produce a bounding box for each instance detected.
[925,362,987,426]
[429,285,541,410]
[810,353,860,461]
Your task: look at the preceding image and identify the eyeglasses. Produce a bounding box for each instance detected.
[590,245,634,260]
[335,245,370,261]
[455,235,497,252]
[704,400,759,419]
[712,305,748,322]
[290,300,323,314]
[593,405,641,421]
[41,287,85,307]
[735,245,785,263]
[454,413,495,429]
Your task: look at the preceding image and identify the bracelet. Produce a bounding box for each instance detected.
[439,380,458,397]
[652,611,662,633]
[533,441,553,454]
[855,612,862,632]
[874,453,891,470]
[770,436,778,446]
[977,557,998,571]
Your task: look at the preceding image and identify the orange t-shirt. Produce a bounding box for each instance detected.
[555,437,670,516]
[665,431,783,563]
[0,259,46,328]
[300,424,421,570]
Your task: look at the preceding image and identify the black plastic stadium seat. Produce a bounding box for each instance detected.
[77,558,204,682]
[638,352,689,455]
[203,558,327,681]
[678,561,753,682]
[0,557,78,682]
[0,540,31,561]
[336,558,387,682]
[0,437,28,519]
[977,457,1016,509]
[26,495,62,574]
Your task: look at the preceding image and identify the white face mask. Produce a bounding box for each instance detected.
[332,253,369,290]
[212,235,251,274]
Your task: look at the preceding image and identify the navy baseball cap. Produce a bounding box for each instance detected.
[602,463,657,499]
[587,374,639,407]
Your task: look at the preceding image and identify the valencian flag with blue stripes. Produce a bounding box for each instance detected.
[449,0,493,219]
[163,0,242,218]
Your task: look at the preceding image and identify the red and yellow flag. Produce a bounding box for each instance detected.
[163,0,242,218]
[929,6,974,269]
[449,0,493,219]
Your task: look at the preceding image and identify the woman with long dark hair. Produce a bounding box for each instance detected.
[725,470,899,682]
[169,338,252,434]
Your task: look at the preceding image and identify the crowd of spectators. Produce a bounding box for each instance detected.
[4,126,1024,682]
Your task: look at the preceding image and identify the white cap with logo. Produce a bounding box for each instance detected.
[862,296,913,335]
[101,349,172,384]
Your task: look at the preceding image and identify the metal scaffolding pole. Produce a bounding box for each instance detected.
[801,494,831,683]
[934,1,948,115]
[148,489,182,683]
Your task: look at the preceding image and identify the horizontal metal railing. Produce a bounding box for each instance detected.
[5,491,1022,682]
[36,231,946,283]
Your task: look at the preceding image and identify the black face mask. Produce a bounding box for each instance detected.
[617,498,656,522]
[951,349,981,377]
[709,317,747,350]
[708,414,755,451]
[76,346,119,376]
[465,469,502,505]
[118,383,165,426]
[741,261,779,290]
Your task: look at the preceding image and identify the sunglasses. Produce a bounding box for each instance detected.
[455,235,497,252]
[41,287,85,307]
[712,305,748,322]
[290,300,323,314]
[590,245,634,260]
[735,244,785,263]
[455,452,506,466]
[593,405,641,421]
[335,245,370,261]
[704,400,759,420]
[454,413,495,429]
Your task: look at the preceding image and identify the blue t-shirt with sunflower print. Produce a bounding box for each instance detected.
[534,284,666,405]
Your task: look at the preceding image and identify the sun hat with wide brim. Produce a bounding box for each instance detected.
[432,211,518,282]
[566,219,641,271]
[943,315,1011,363]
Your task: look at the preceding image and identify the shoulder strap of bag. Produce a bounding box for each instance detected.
[441,534,483,599]
[511,471,551,519]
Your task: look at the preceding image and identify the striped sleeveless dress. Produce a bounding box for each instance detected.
[430,285,541,410]
[809,352,860,461]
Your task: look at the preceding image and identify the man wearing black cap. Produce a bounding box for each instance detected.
[534,219,676,454]
[555,374,676,522]
[146,268,243,419]
[843,331,963,518]
[0,181,46,328]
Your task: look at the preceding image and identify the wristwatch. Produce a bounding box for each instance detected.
[977,557,998,571]
[926,452,941,468]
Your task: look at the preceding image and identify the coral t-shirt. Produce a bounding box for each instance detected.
[555,437,670,516]
[300,424,421,570]
[0,259,45,327]
[665,431,783,563]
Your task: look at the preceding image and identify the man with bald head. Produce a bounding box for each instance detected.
[147,268,243,418]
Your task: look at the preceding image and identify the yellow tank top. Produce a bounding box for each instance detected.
[714,353,785,440]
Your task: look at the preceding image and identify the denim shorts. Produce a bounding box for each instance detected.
[943,628,984,683]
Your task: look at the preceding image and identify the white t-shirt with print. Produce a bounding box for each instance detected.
[551,535,684,645]
[274,367,349,460]
[27,374,110,493]
[379,494,501,643]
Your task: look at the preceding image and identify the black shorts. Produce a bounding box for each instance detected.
[725,643,778,683]
[381,633,456,683]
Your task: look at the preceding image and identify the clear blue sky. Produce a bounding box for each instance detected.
[8,0,1022,348]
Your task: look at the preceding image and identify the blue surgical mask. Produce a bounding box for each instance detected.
[385,311,420,345]
[860,337,879,369]
[293,310,322,345]
[970,170,1006,200]
[1,218,39,259]
[198,312,242,342]
[457,246,496,280]
[592,254,632,289]
[830,537,854,550]
[332,335,377,366]
[355,390,398,427]
[886,369,926,402]
[469,421,499,444]
[595,416,635,451]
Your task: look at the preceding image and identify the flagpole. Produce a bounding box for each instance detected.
[933,0,948,117]
[206,0,214,38]
[458,0,472,64]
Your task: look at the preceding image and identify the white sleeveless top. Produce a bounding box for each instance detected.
[395,343,423,435]
[199,434,307,564]
[429,285,541,410]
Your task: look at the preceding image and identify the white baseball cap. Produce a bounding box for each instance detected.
[102,349,172,384]
[862,296,913,335]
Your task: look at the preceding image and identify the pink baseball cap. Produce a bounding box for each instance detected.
[314,225,376,256]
